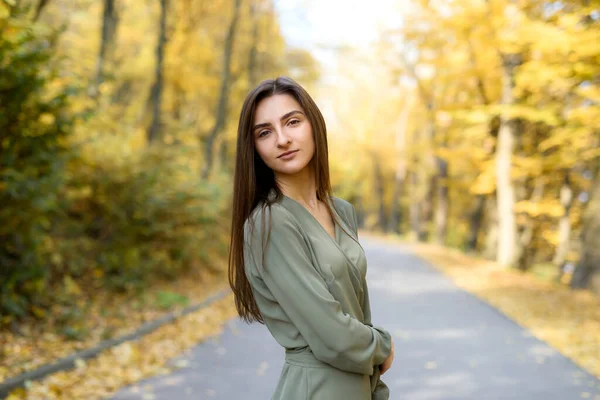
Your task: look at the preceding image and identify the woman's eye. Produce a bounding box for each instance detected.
[289,119,300,126]
[258,131,269,137]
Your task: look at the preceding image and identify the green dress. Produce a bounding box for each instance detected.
[243,189,392,400]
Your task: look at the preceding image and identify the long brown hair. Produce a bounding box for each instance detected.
[228,76,351,324]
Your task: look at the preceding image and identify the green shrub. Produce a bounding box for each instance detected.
[0,14,230,325]
[0,14,75,320]
[56,141,228,293]
[154,290,190,310]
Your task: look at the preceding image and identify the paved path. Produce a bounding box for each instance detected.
[111,237,600,400]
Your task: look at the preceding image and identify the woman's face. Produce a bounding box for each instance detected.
[253,93,315,176]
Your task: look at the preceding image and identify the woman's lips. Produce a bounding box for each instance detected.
[278,150,298,160]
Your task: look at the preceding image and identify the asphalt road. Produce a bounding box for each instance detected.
[110,236,600,400]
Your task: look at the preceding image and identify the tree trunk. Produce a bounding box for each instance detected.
[92,0,118,97]
[483,193,498,260]
[146,0,168,144]
[434,148,449,245]
[464,32,498,252]
[247,1,260,87]
[355,193,365,229]
[398,57,439,242]
[388,165,405,234]
[373,157,387,231]
[409,170,422,241]
[468,119,499,250]
[32,0,50,21]
[388,102,410,234]
[495,53,520,267]
[422,175,435,241]
[201,0,242,179]
[467,195,486,252]
[515,178,545,270]
[553,172,573,281]
[421,113,438,243]
[219,137,231,174]
[571,174,600,293]
[465,122,498,252]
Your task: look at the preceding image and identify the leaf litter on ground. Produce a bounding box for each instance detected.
[2,265,238,399]
[5,290,238,399]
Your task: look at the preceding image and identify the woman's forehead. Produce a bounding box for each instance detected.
[254,94,303,121]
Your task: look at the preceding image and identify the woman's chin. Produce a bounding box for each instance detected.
[272,162,310,176]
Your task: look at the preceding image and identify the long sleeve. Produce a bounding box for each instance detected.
[244,205,392,376]
[347,203,392,399]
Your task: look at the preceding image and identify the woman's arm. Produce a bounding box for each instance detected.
[244,205,392,376]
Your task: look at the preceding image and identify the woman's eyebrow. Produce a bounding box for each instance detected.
[253,110,304,131]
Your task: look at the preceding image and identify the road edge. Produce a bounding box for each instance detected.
[0,288,231,399]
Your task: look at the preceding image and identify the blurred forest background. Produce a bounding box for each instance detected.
[1,0,599,392]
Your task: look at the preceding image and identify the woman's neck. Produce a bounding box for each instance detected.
[275,167,319,209]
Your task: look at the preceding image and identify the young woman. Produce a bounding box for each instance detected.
[228,76,394,399]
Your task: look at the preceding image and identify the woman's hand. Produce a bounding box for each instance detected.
[379,337,394,375]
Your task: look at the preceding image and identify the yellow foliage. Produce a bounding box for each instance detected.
[512,155,543,175]
[577,85,600,103]
[0,2,10,19]
[470,160,496,195]
[38,113,56,125]
[515,199,564,218]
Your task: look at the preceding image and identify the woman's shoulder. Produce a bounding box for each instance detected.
[245,201,294,232]
[331,196,356,216]
[331,196,358,232]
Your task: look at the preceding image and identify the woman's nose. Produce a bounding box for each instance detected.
[276,130,291,146]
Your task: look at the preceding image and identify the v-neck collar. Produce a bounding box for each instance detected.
[267,189,365,290]
[273,190,366,291]
[279,192,341,246]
